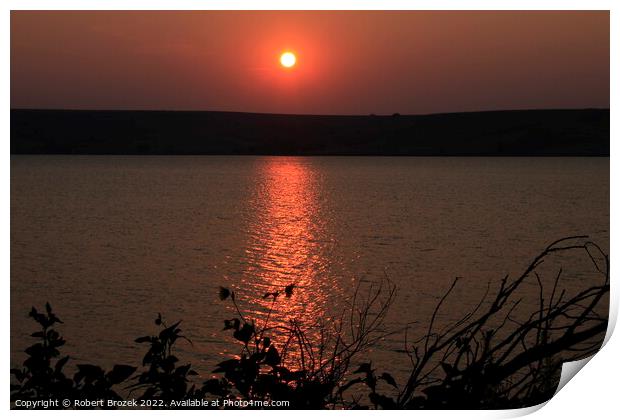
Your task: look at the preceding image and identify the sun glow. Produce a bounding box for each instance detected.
[280,52,296,68]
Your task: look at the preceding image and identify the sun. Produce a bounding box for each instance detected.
[280,52,296,68]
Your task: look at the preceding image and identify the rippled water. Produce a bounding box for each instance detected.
[11,156,609,381]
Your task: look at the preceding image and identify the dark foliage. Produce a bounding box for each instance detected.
[210,281,395,408]
[344,236,609,409]
[11,237,609,409]
[11,304,136,408]
[129,314,201,402]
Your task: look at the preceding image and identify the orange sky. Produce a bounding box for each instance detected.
[11,11,609,115]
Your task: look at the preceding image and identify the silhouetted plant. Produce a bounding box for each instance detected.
[11,303,136,408]
[213,280,395,408]
[11,304,73,403]
[129,313,202,403]
[338,362,399,409]
[346,236,609,409]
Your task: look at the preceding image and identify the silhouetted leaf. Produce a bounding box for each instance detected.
[29,307,48,328]
[233,323,255,344]
[107,364,137,384]
[263,292,280,300]
[11,368,25,382]
[45,302,62,324]
[284,284,296,298]
[159,321,182,341]
[25,343,44,357]
[223,318,240,331]
[213,359,240,374]
[369,392,396,409]
[55,356,70,374]
[379,372,397,387]
[75,364,104,383]
[265,346,281,367]
[219,287,231,301]
[175,364,192,377]
[353,362,372,374]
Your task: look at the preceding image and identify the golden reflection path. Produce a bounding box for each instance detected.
[234,157,340,364]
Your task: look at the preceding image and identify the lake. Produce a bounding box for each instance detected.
[10,156,609,382]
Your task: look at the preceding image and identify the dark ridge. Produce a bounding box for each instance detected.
[10,108,609,156]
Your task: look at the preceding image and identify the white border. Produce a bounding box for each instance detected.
[3,2,616,420]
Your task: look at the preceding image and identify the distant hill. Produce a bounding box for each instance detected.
[10,108,609,156]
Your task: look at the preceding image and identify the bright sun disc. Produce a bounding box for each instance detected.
[280,52,296,68]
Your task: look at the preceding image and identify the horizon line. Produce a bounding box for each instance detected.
[10,107,610,119]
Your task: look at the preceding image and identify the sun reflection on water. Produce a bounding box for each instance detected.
[237,157,335,326]
[241,157,327,308]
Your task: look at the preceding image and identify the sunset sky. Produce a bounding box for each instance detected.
[11,11,609,115]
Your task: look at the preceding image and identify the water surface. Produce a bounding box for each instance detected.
[11,156,609,380]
